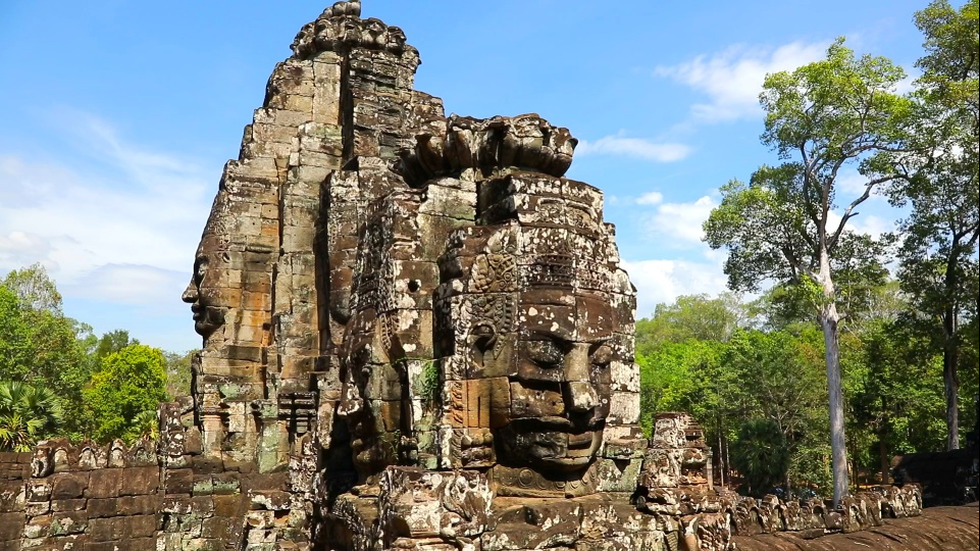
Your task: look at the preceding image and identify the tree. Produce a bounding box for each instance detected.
[731,419,791,497]
[0,286,32,381]
[847,320,946,483]
[704,39,912,505]
[93,330,139,362]
[635,293,744,355]
[0,271,91,435]
[82,344,169,443]
[164,349,197,401]
[888,0,979,450]
[638,339,725,433]
[1,263,62,313]
[0,381,64,451]
[721,328,831,494]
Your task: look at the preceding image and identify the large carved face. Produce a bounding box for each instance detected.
[442,208,625,476]
[493,289,615,472]
[336,306,399,478]
[181,225,232,340]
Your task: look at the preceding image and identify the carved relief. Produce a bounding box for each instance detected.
[168,4,935,551]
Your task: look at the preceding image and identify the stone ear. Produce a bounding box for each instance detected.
[469,323,497,366]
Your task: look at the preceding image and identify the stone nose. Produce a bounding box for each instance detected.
[565,381,598,413]
[181,279,198,303]
[563,343,596,413]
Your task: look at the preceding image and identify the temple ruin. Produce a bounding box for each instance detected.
[0,2,976,550]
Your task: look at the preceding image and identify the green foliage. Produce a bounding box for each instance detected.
[880,0,980,450]
[846,321,946,475]
[637,339,724,435]
[636,293,744,356]
[410,359,440,405]
[0,270,92,435]
[722,328,832,493]
[82,344,170,444]
[164,350,197,400]
[0,287,32,381]
[131,409,160,441]
[705,39,909,298]
[93,330,139,363]
[731,419,791,497]
[0,266,190,443]
[1,263,62,313]
[0,381,64,451]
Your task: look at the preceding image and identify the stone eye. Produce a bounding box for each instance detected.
[591,344,613,367]
[528,340,563,368]
[194,258,209,284]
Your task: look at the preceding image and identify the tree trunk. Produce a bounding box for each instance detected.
[717,422,726,488]
[943,308,960,450]
[879,437,890,485]
[817,249,849,508]
[942,245,962,450]
[725,432,731,490]
[822,313,848,507]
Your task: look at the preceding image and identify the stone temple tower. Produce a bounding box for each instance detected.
[182,1,447,469]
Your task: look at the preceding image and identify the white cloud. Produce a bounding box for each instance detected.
[66,264,189,309]
[577,133,692,162]
[623,258,729,319]
[0,113,213,306]
[850,214,894,239]
[655,41,829,123]
[646,195,718,246]
[635,191,664,205]
[836,170,872,197]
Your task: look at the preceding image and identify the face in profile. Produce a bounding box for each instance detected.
[181,225,232,340]
[336,307,391,477]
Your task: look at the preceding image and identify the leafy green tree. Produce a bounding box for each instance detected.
[638,340,725,432]
[1,263,62,313]
[82,344,169,443]
[164,350,197,401]
[847,320,946,482]
[731,419,792,497]
[0,381,64,451]
[635,293,744,355]
[704,39,912,505]
[886,0,979,450]
[722,329,831,493]
[0,269,91,435]
[93,330,139,362]
[0,287,32,381]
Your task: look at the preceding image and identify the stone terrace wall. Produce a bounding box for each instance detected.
[0,452,30,550]
[0,402,314,551]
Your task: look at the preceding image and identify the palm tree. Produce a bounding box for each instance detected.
[129,409,159,443]
[0,381,64,451]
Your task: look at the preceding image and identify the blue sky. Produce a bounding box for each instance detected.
[0,1,934,353]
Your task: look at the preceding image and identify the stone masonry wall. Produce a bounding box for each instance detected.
[0,402,313,551]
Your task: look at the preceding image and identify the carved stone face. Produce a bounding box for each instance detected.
[487,285,616,473]
[337,307,391,476]
[442,216,623,476]
[181,241,231,340]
